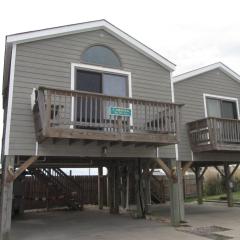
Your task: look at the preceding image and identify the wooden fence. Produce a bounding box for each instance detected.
[17,174,196,210]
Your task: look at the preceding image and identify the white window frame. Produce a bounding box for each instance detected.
[203,93,240,119]
[70,63,133,128]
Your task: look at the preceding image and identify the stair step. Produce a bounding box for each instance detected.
[29,168,83,209]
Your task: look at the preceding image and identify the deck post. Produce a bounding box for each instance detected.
[143,162,151,215]
[224,163,234,207]
[169,160,184,226]
[134,159,144,218]
[144,174,151,215]
[120,166,127,209]
[98,167,104,210]
[106,168,109,207]
[0,156,15,240]
[195,166,203,205]
[108,165,114,213]
[113,162,120,214]
[177,160,185,222]
[109,162,120,214]
[126,165,130,210]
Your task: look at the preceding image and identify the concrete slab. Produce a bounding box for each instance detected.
[11,203,240,240]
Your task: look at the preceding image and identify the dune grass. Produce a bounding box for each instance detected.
[185,191,240,203]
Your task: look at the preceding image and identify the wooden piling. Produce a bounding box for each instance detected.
[0,156,15,240]
[134,159,144,218]
[195,166,203,205]
[113,162,120,214]
[224,164,234,207]
[98,167,104,210]
[169,160,184,226]
[108,165,114,214]
[143,162,151,215]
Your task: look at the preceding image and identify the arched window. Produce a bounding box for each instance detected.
[82,45,121,68]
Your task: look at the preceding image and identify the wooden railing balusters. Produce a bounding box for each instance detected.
[144,104,147,131]
[89,96,92,127]
[64,93,66,126]
[46,90,52,129]
[53,91,56,126]
[94,96,97,125]
[99,97,102,128]
[188,117,240,152]
[35,87,182,143]
[73,93,77,128]
[148,103,151,130]
[85,96,87,127]
[79,95,82,126]
[136,100,139,132]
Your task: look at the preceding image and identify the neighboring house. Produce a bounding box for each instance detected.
[173,62,240,205]
[174,62,240,162]
[0,20,183,239]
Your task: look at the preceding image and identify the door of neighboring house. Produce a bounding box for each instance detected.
[206,96,239,142]
[206,97,238,119]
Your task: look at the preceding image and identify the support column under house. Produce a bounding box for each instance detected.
[98,167,104,210]
[224,163,234,207]
[169,160,185,226]
[0,156,15,240]
[155,158,185,226]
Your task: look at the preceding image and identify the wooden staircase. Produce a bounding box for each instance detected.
[150,175,166,204]
[28,168,83,210]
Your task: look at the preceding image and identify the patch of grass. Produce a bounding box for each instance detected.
[184,191,240,203]
[204,191,240,202]
[184,197,197,203]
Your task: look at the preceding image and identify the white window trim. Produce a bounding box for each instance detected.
[70,63,133,127]
[4,44,16,155]
[203,93,240,119]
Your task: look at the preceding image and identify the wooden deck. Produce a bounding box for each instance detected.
[32,86,182,146]
[188,117,240,152]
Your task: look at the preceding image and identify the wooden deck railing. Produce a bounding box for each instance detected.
[188,117,240,152]
[33,86,182,145]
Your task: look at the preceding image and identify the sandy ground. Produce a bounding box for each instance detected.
[11,202,240,240]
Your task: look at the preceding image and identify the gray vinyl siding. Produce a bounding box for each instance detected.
[9,29,175,158]
[174,69,240,161]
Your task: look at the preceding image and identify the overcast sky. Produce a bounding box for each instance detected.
[0,0,240,159]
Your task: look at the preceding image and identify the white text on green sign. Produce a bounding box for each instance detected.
[110,107,132,117]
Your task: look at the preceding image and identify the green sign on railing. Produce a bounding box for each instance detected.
[110,106,132,117]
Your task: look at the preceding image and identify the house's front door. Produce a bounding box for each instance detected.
[75,70,102,124]
[75,69,128,127]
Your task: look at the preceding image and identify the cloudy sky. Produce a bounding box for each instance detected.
[0,0,240,165]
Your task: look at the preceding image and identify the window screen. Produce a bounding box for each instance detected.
[206,98,221,118]
[102,74,127,97]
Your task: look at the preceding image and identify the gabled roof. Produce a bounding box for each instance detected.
[173,62,240,84]
[5,19,175,71]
